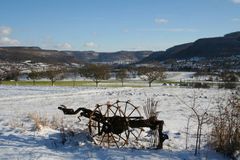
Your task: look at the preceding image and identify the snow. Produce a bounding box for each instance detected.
[0,85,231,159]
[165,72,195,81]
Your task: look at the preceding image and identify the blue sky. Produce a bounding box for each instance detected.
[0,0,240,51]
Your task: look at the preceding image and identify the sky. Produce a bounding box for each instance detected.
[0,0,240,52]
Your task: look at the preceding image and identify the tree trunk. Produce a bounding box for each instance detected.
[195,123,200,156]
[73,80,76,87]
[149,82,152,87]
[198,125,202,153]
[121,80,124,87]
[185,116,191,150]
[33,80,36,86]
[96,81,99,87]
[51,80,54,86]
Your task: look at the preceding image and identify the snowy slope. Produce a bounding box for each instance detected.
[0,85,231,159]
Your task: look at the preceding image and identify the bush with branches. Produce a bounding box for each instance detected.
[210,90,240,158]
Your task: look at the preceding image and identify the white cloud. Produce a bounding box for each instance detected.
[154,18,168,25]
[232,0,240,4]
[83,42,97,48]
[39,37,73,50]
[0,26,20,46]
[57,42,72,50]
[0,26,12,36]
[0,37,20,46]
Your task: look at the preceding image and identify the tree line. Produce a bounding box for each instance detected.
[0,64,166,87]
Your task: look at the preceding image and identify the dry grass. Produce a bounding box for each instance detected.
[143,98,159,119]
[143,98,160,147]
[28,112,63,131]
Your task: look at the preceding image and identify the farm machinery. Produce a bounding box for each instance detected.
[58,100,168,149]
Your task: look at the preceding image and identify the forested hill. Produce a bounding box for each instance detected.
[141,31,240,63]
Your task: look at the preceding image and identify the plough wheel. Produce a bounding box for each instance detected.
[88,100,144,148]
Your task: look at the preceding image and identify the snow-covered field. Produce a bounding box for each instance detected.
[165,72,195,81]
[0,85,231,160]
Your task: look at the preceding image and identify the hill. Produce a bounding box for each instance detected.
[141,31,240,63]
[0,47,80,64]
[0,47,152,65]
[66,50,152,64]
[1,31,240,66]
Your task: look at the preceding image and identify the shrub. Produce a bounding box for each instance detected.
[218,82,237,89]
[28,112,63,131]
[210,90,240,158]
[193,82,210,88]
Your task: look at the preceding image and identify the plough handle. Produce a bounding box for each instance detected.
[58,105,84,115]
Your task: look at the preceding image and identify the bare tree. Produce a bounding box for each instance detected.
[116,68,128,87]
[137,66,165,87]
[178,92,211,156]
[0,69,7,84]
[44,67,65,86]
[28,69,42,85]
[71,67,79,87]
[79,64,110,87]
[5,67,20,85]
[191,104,209,156]
[185,115,193,150]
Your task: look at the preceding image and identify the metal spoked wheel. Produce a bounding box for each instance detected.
[120,100,144,148]
[88,100,144,148]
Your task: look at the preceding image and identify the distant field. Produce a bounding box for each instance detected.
[0,72,198,87]
[1,80,98,87]
[0,80,162,87]
[1,80,239,88]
